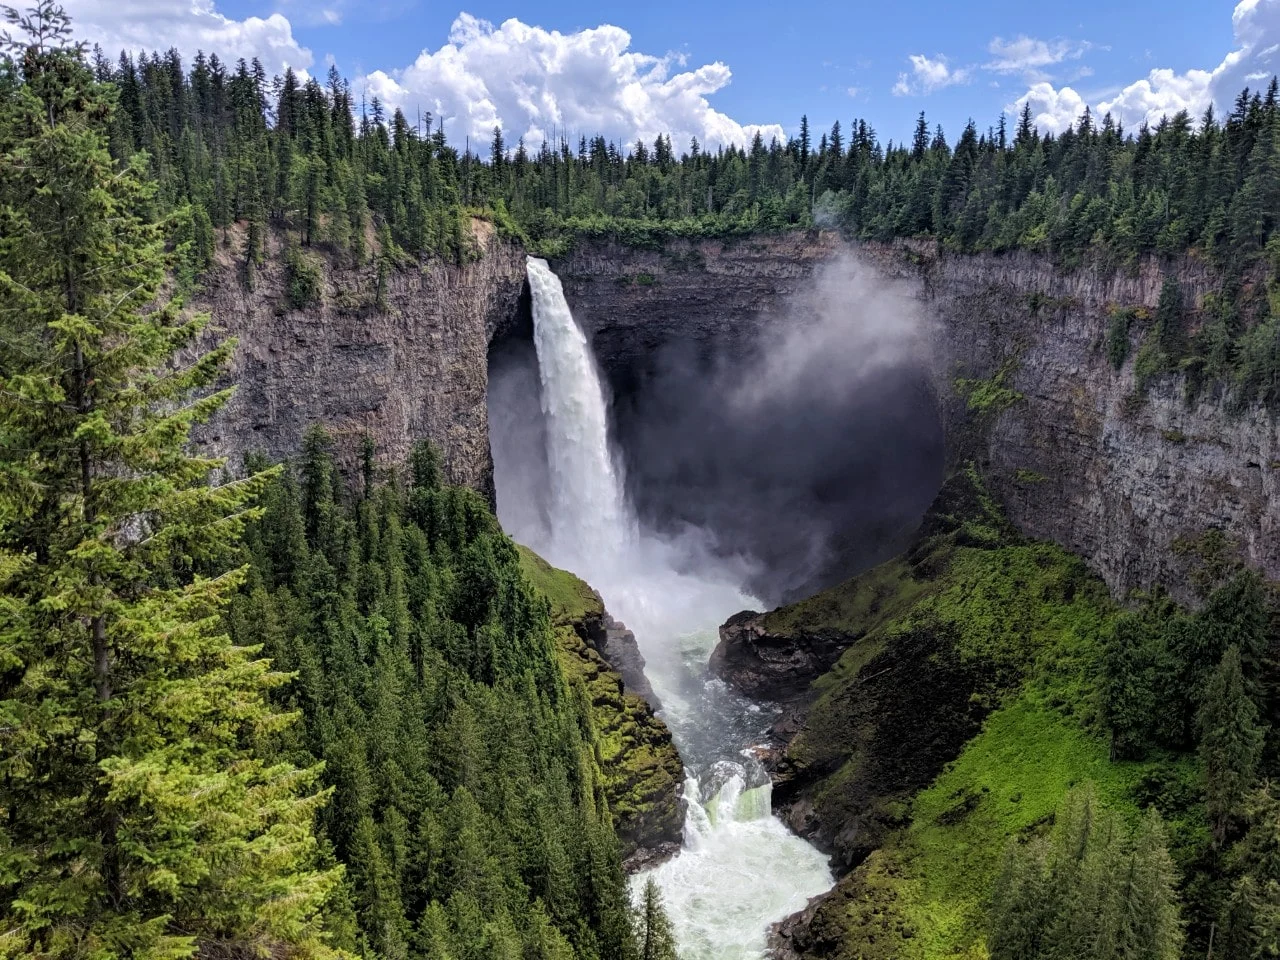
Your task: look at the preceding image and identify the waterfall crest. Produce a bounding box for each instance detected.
[511,255,832,960]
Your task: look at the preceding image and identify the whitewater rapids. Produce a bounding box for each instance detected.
[501,257,832,959]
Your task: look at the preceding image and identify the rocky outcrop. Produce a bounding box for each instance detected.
[194,223,527,499]
[558,610,684,870]
[515,545,684,868]
[709,610,855,702]
[581,612,662,711]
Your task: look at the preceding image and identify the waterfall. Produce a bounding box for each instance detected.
[526,257,632,570]
[515,256,833,960]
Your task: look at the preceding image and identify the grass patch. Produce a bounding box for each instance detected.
[894,695,1198,956]
[955,361,1024,416]
[517,544,603,624]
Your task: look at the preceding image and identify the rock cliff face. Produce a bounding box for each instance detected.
[194,225,527,500]
[856,240,1279,603]
[552,232,843,373]
[557,235,1278,604]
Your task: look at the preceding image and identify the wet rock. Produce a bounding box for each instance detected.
[709,610,856,703]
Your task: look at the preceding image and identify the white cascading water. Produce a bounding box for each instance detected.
[517,257,832,959]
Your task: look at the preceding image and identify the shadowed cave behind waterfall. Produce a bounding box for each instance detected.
[487,254,946,608]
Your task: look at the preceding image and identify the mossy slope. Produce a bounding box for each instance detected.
[517,546,685,860]
[772,470,1205,959]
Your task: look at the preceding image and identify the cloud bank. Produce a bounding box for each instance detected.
[1015,0,1280,133]
[63,0,313,75]
[361,13,785,152]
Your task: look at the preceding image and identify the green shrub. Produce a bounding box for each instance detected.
[1107,308,1133,369]
[284,244,325,309]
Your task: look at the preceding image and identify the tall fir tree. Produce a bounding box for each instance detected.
[0,4,341,956]
[635,878,679,960]
[1198,645,1266,845]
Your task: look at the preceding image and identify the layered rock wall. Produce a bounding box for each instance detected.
[194,225,527,499]
[858,241,1279,602]
[557,234,1280,602]
[200,227,1279,605]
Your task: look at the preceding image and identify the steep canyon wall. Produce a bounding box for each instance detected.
[200,228,1279,603]
[861,241,1279,602]
[193,225,527,499]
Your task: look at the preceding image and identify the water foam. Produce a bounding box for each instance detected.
[513,257,832,959]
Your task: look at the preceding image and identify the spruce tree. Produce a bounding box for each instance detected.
[0,5,340,956]
[636,877,679,960]
[1198,645,1266,845]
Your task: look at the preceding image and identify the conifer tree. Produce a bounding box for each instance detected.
[0,5,340,956]
[1198,645,1266,844]
[986,785,1183,960]
[635,878,679,960]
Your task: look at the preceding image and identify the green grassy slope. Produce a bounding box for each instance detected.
[773,469,1206,959]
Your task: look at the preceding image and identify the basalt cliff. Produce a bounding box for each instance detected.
[198,228,1278,604]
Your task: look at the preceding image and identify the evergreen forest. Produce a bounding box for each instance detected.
[3,2,1280,959]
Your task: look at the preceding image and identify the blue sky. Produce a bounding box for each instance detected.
[62,1,1276,150]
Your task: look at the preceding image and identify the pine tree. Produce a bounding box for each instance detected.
[1114,810,1184,960]
[1154,277,1185,354]
[1198,645,1266,844]
[635,877,679,960]
[986,785,1184,960]
[0,5,341,955]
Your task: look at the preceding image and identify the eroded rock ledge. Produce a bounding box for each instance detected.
[709,610,856,704]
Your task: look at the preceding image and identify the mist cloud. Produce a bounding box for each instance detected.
[607,252,942,606]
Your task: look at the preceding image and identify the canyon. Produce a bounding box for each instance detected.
[199,226,1278,605]
[195,225,1278,954]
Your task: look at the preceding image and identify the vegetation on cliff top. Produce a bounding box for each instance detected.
[36,2,1280,408]
[54,0,1280,274]
[775,467,1278,960]
[516,546,684,859]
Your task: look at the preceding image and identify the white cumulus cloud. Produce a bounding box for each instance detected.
[1013,81,1089,134]
[984,35,1091,78]
[892,54,971,96]
[1012,0,1280,133]
[63,0,313,75]
[360,13,784,152]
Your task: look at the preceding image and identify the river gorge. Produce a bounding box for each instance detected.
[189,224,1280,957]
